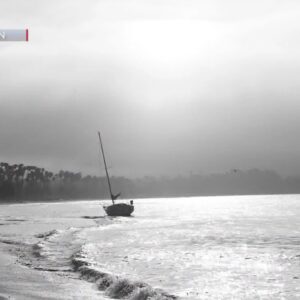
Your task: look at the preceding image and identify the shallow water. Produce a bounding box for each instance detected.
[0,195,300,299]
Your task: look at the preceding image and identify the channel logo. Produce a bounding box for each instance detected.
[0,29,29,42]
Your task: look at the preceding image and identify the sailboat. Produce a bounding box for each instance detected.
[98,131,134,217]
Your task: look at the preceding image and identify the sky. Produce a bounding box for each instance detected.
[0,0,300,177]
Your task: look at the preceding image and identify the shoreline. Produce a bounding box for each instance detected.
[0,243,102,300]
[1,192,300,206]
[0,198,101,205]
[0,201,108,299]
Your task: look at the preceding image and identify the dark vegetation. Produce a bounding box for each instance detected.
[1,162,300,203]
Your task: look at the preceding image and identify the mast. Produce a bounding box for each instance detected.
[98,131,115,204]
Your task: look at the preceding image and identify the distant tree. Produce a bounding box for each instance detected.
[1,161,300,202]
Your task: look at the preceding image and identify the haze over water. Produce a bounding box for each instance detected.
[0,195,299,299]
[1,1,300,177]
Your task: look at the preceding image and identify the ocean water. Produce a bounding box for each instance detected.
[0,195,300,299]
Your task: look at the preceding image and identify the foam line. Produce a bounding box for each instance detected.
[72,250,177,300]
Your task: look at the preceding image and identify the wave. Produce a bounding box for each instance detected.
[2,224,178,299]
[5,218,26,222]
[12,228,74,274]
[81,216,106,219]
[0,238,26,246]
[35,229,59,239]
[32,230,61,258]
[0,217,27,226]
[31,242,48,258]
[72,249,177,300]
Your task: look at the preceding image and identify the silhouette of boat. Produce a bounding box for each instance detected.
[98,131,134,217]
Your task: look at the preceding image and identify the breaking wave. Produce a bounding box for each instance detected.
[32,230,61,258]
[72,248,177,300]
[1,222,178,299]
[17,228,74,272]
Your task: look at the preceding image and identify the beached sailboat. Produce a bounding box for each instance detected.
[98,131,134,217]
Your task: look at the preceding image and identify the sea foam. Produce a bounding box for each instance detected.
[72,249,177,300]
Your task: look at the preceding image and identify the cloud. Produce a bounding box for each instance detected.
[0,0,300,176]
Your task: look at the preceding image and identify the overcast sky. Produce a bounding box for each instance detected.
[1,0,300,177]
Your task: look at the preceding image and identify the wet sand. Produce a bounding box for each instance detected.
[0,201,107,299]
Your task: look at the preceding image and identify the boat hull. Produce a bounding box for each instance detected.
[103,203,134,217]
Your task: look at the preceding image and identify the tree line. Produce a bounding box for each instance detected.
[1,162,300,203]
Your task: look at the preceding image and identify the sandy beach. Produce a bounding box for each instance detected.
[0,201,107,299]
